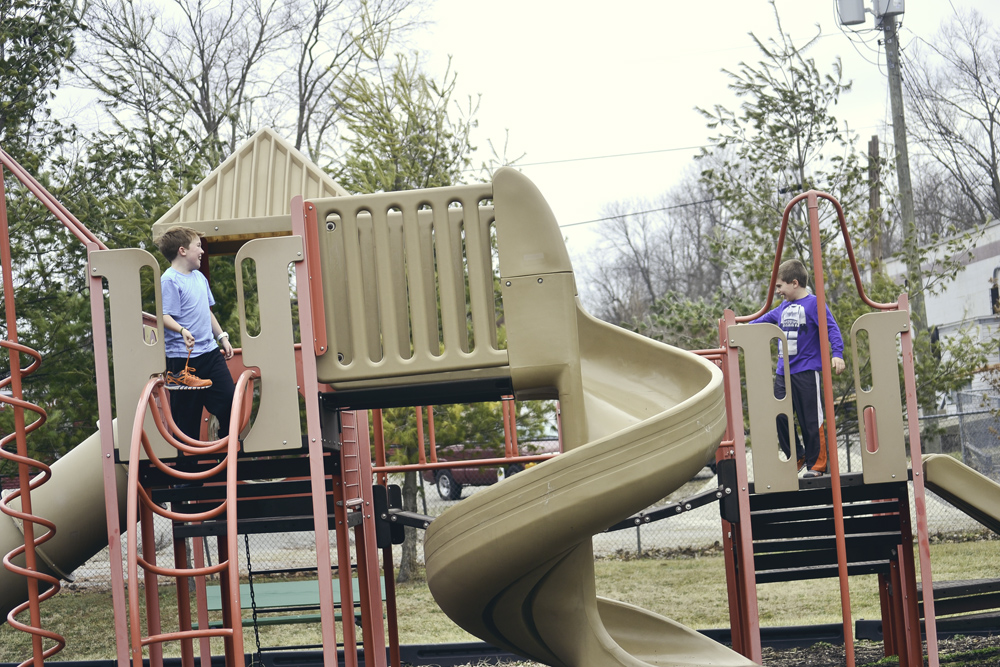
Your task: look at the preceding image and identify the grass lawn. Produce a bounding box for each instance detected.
[1,538,998,662]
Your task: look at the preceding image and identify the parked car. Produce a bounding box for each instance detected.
[422,438,561,500]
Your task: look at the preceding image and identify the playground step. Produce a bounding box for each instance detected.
[192,578,386,630]
[918,578,1000,618]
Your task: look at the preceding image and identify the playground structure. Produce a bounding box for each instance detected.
[2,128,1000,667]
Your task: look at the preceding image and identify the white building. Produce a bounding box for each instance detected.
[883,219,1000,396]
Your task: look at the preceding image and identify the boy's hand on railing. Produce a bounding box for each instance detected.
[832,356,845,375]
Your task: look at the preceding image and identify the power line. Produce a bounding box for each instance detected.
[558,198,717,229]
[516,145,706,169]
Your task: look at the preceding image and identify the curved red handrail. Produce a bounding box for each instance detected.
[124,369,257,661]
[736,190,898,323]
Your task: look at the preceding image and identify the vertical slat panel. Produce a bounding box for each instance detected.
[402,207,433,360]
[480,211,500,350]
[356,211,382,361]
[462,196,496,353]
[386,207,411,359]
[370,206,402,363]
[417,211,439,357]
[338,204,374,364]
[432,201,465,355]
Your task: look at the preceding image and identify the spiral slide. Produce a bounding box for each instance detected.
[424,306,757,667]
[1,427,128,623]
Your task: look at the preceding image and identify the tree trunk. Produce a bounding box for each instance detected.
[395,470,419,583]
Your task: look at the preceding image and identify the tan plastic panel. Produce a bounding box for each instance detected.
[235,236,304,454]
[501,273,586,449]
[923,454,1000,534]
[729,322,797,493]
[90,248,171,461]
[310,184,508,386]
[151,128,348,246]
[493,167,573,278]
[851,311,909,483]
[493,167,587,448]
[0,427,128,621]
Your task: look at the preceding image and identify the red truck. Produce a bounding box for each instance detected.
[422,438,561,500]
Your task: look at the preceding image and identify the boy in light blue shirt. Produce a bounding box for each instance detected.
[154,226,235,441]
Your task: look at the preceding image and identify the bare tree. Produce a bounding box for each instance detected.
[74,0,419,167]
[904,9,1000,227]
[268,0,420,164]
[586,168,731,327]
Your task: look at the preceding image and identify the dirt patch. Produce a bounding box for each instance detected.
[762,635,1000,666]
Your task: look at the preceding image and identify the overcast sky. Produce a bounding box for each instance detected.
[416,0,1000,266]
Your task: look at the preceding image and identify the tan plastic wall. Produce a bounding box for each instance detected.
[1,427,127,623]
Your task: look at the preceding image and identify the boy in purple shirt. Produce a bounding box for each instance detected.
[154,226,235,441]
[752,259,845,478]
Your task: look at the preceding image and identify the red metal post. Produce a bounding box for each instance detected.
[719,311,762,663]
[353,410,387,667]
[898,294,939,667]
[174,537,195,667]
[427,407,438,463]
[805,191,855,667]
[0,162,57,667]
[86,244,130,667]
[140,501,164,667]
[292,196,340,667]
[415,406,427,464]
[190,537,212,667]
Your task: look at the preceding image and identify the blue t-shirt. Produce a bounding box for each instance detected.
[161,268,219,358]
[752,294,844,375]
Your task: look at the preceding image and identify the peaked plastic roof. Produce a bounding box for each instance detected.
[151,128,349,253]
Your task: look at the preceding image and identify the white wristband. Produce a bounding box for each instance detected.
[216,332,229,342]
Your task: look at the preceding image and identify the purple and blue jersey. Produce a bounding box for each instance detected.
[751,294,844,375]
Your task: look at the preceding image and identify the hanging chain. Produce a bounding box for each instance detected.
[244,533,264,666]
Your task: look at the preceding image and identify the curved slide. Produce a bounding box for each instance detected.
[923,453,1000,534]
[1,427,127,623]
[424,307,757,666]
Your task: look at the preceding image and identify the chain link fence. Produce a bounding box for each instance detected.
[4,391,999,592]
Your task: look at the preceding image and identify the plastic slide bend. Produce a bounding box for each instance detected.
[923,453,1000,534]
[1,427,128,623]
[424,306,757,667]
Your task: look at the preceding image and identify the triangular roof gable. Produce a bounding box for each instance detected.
[151,128,348,250]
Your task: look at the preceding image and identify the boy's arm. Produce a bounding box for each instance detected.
[826,304,846,375]
[750,306,780,325]
[163,314,195,350]
[210,311,234,360]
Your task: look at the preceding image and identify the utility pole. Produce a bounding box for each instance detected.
[868,135,882,268]
[882,14,927,332]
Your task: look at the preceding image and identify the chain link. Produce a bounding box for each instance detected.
[244,534,264,667]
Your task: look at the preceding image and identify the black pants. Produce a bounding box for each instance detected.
[774,370,823,471]
[166,350,236,441]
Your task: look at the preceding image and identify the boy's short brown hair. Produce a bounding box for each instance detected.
[154,226,202,262]
[777,259,809,288]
